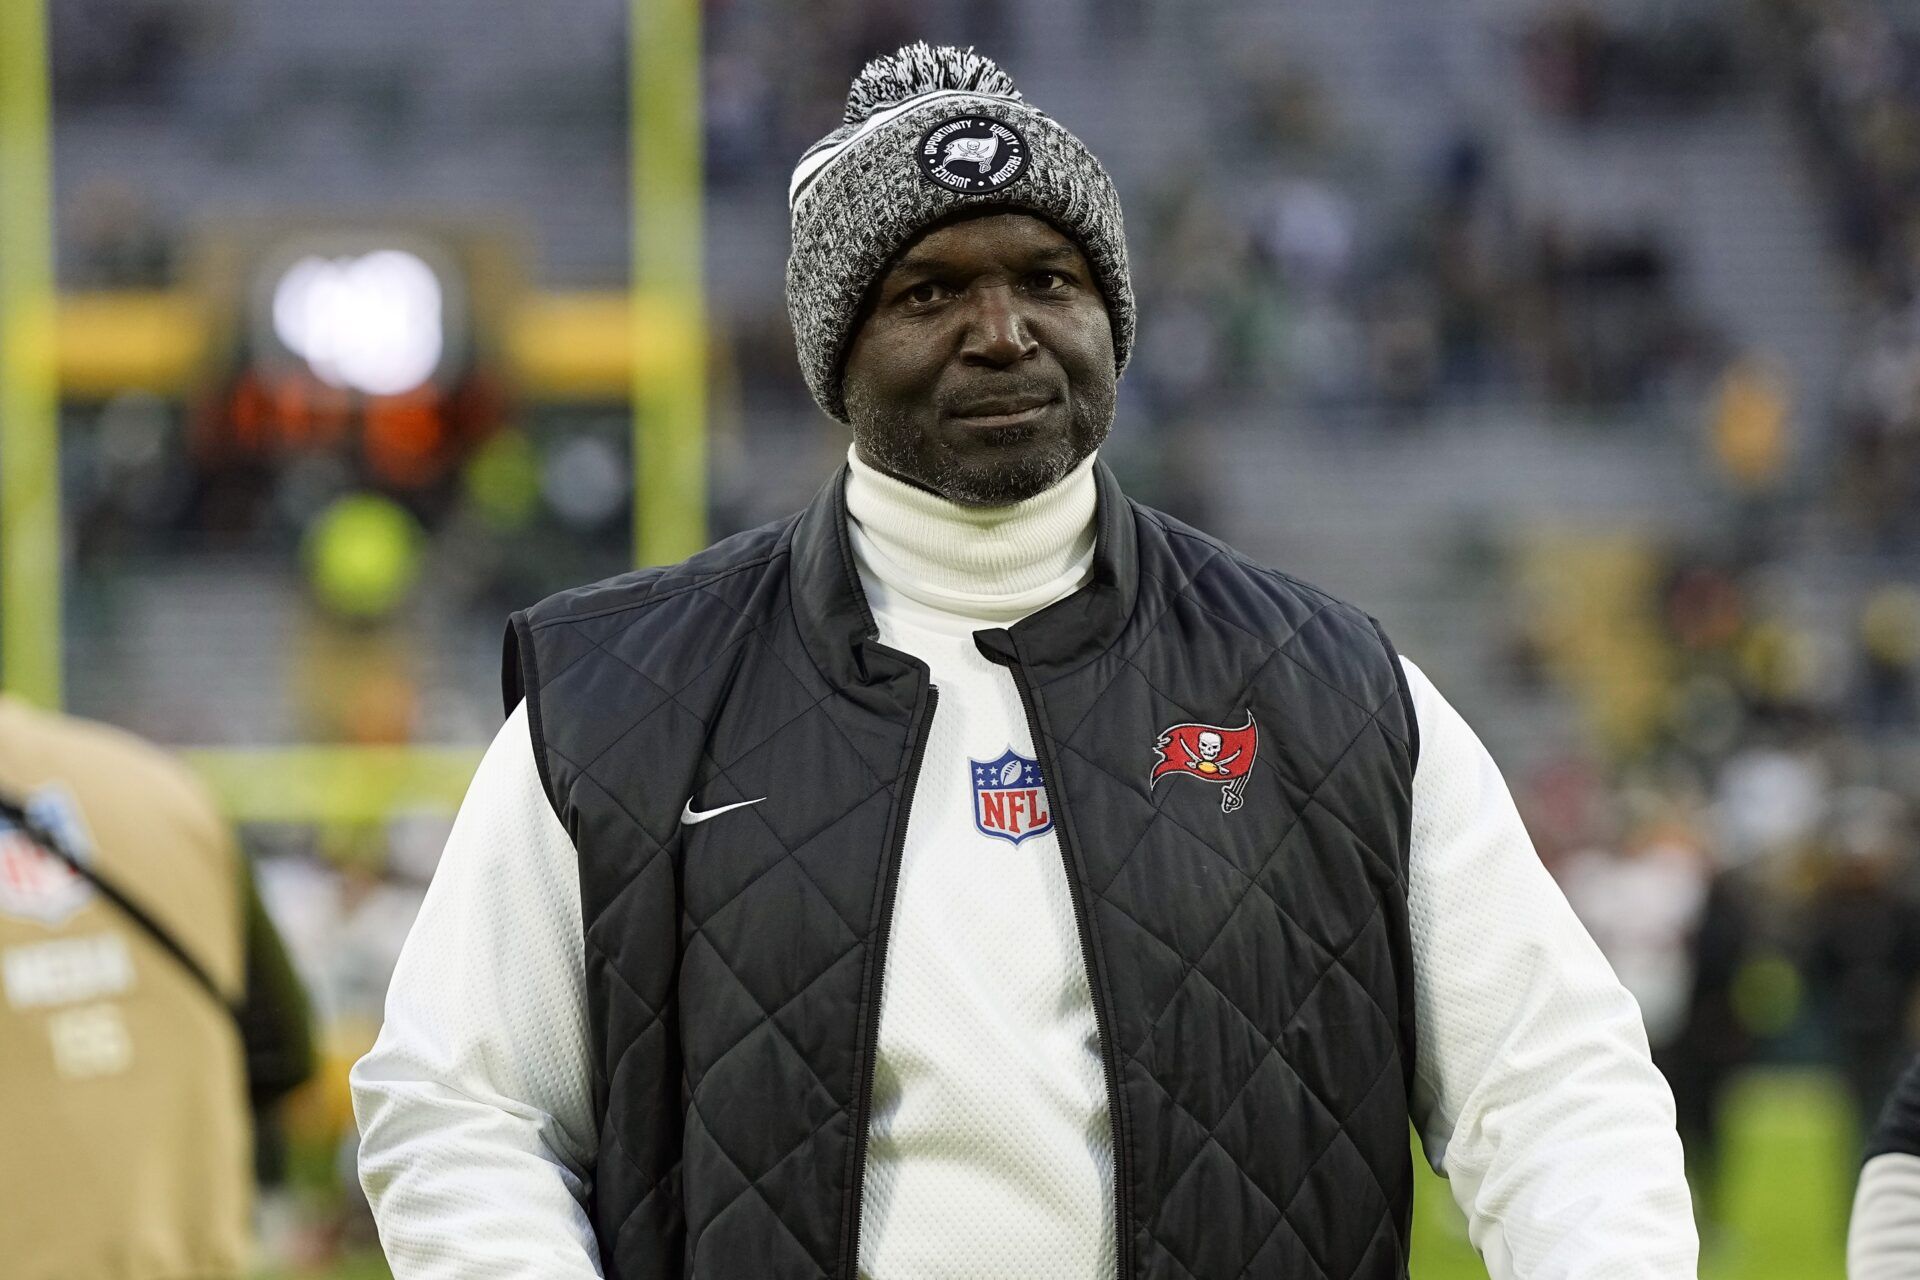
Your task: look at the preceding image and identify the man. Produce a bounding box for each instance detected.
[0,695,314,1280]
[353,44,1697,1278]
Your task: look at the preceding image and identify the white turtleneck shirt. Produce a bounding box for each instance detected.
[352,448,1699,1279]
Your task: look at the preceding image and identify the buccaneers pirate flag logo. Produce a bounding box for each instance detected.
[1150,713,1260,813]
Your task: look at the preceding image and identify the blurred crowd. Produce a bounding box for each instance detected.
[1481,0,1920,1228]
[1506,534,1920,1221]
[717,9,1721,430]
[1778,0,1920,550]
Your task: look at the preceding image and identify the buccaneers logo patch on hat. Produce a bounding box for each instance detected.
[916,116,1030,194]
[1151,714,1260,813]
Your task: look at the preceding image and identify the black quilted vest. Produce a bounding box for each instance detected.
[504,460,1421,1280]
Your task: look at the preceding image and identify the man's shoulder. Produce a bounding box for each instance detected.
[1128,499,1384,640]
[1126,498,1419,777]
[518,511,801,634]
[502,511,806,720]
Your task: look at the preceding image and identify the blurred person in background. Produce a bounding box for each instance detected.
[0,695,315,1280]
[354,44,1696,1280]
[1558,796,1713,1061]
[1806,789,1920,1152]
[1557,793,1755,1229]
[1662,847,1758,1232]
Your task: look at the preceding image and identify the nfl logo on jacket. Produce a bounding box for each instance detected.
[970,748,1053,845]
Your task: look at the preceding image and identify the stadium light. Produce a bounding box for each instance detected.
[271,250,445,397]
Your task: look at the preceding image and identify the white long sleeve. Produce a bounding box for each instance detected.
[1851,1152,1920,1278]
[1401,658,1698,1278]
[353,667,1696,1278]
[350,701,601,1279]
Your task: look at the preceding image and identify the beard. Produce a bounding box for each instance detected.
[845,380,1115,507]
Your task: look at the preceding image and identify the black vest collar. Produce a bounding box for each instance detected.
[789,457,1141,687]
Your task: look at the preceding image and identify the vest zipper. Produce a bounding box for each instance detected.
[981,640,1133,1280]
[844,684,937,1280]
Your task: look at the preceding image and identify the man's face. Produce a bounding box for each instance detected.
[841,211,1117,507]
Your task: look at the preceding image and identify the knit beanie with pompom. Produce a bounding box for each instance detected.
[784,42,1134,423]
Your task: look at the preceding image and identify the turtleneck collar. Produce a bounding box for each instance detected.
[844,445,1098,626]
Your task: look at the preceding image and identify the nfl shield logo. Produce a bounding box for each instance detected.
[0,786,96,926]
[970,748,1054,846]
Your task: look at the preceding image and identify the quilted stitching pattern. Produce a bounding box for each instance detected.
[529,527,914,1280]
[516,498,1416,1279]
[1034,513,1413,1278]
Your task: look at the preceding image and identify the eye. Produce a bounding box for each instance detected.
[1028,270,1072,293]
[900,280,948,307]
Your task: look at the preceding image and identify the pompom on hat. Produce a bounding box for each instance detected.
[785,43,1135,423]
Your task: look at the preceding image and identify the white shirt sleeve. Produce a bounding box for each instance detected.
[350,700,603,1279]
[1401,658,1699,1279]
[1851,1152,1920,1278]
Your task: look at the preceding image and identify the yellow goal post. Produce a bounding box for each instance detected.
[0,0,705,822]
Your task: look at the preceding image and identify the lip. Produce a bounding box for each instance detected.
[945,396,1057,427]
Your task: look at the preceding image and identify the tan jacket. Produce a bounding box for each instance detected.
[0,697,252,1280]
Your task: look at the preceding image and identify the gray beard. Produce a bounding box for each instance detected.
[846,392,1114,508]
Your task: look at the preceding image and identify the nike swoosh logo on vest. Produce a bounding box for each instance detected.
[680,797,765,826]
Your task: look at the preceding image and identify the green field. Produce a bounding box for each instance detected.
[294,1069,1855,1279]
[1409,1070,1852,1280]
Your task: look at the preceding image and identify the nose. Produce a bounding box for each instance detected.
[958,283,1038,367]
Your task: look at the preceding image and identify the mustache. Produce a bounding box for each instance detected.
[937,378,1062,416]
